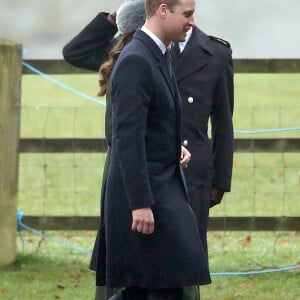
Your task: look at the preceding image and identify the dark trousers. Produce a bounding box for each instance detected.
[108,287,183,300]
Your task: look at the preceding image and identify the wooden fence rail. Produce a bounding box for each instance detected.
[22,216,300,231]
[19,138,300,153]
[22,59,300,74]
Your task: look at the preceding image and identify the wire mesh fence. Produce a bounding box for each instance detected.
[15,62,300,276]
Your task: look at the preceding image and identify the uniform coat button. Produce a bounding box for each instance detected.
[188,96,194,103]
[182,139,188,147]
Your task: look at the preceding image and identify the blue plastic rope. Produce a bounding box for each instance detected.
[17,210,91,255]
[17,210,300,275]
[17,210,25,251]
[210,265,300,276]
[234,127,300,134]
[22,61,106,107]
[22,61,300,134]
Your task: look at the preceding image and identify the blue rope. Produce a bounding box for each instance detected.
[17,210,25,251]
[22,61,300,134]
[234,127,300,134]
[17,210,91,255]
[22,61,106,107]
[210,265,300,276]
[17,210,299,275]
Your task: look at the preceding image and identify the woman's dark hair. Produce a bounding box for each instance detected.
[98,33,133,97]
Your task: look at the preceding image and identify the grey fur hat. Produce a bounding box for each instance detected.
[116,0,146,36]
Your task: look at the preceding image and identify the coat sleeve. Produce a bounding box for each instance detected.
[211,47,234,192]
[62,12,118,71]
[111,54,155,210]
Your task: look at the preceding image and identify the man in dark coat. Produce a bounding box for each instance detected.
[63,1,233,299]
[63,8,234,222]
[171,25,234,249]
[98,0,211,298]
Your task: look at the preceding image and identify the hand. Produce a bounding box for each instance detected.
[180,146,191,168]
[210,189,225,208]
[132,207,154,234]
[107,11,117,25]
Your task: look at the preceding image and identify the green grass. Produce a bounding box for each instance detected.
[1,231,299,299]
[1,254,94,299]
[203,230,300,299]
[233,74,300,138]
[2,73,300,299]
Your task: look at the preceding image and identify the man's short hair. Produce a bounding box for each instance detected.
[145,0,180,17]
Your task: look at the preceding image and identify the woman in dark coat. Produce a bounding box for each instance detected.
[65,1,149,299]
[91,2,149,299]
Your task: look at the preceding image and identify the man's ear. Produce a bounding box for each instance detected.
[158,4,169,19]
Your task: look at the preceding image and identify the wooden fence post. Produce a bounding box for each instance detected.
[0,38,22,269]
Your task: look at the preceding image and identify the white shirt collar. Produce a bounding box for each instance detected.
[177,27,193,53]
[141,26,167,54]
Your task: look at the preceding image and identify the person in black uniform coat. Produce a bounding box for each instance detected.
[63,1,234,299]
[170,23,234,255]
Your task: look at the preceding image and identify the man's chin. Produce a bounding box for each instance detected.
[176,34,186,43]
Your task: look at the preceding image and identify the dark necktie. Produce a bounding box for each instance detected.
[173,42,181,56]
[164,49,172,78]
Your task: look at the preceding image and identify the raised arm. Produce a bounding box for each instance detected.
[62,12,118,71]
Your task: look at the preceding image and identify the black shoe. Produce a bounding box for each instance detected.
[108,288,125,300]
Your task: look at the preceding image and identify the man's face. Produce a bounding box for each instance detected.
[164,0,195,43]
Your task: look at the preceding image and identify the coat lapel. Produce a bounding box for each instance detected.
[134,30,176,98]
[172,27,214,82]
[133,30,181,155]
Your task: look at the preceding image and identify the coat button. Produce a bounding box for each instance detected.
[182,139,188,147]
[188,96,193,103]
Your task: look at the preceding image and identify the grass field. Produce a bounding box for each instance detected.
[0,230,299,299]
[1,73,300,299]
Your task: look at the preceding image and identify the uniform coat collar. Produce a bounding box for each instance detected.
[172,27,214,81]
